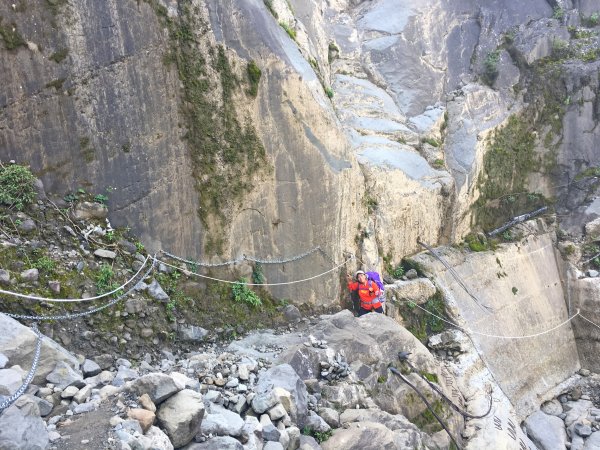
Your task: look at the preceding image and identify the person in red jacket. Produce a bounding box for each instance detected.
[347,270,383,316]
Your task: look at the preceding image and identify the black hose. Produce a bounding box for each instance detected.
[389,366,462,449]
[405,360,493,419]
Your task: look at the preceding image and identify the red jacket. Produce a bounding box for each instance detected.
[348,280,382,310]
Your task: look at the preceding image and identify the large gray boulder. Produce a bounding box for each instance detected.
[45,361,84,389]
[0,314,79,384]
[126,373,180,404]
[157,389,204,448]
[252,364,309,426]
[200,403,245,437]
[524,411,567,450]
[0,395,49,450]
[322,421,422,450]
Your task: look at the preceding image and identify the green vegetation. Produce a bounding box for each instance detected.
[401,291,447,343]
[328,42,339,63]
[422,137,440,147]
[411,398,446,433]
[145,1,270,254]
[432,158,445,169]
[465,233,488,252]
[252,263,265,285]
[482,50,500,86]
[94,194,108,204]
[0,164,36,210]
[552,6,565,21]
[79,136,95,163]
[512,286,518,295]
[473,112,549,231]
[32,256,56,273]
[279,22,296,41]
[263,0,278,18]
[0,18,26,50]
[419,371,439,383]
[246,60,261,97]
[49,48,69,63]
[301,427,332,444]
[96,264,117,295]
[551,38,571,60]
[363,193,378,214]
[582,12,600,27]
[45,0,68,16]
[232,278,262,307]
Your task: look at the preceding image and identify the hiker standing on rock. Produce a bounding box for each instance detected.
[347,270,383,316]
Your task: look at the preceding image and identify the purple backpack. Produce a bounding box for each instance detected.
[366,271,385,303]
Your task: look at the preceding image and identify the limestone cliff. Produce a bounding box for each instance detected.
[2,0,600,308]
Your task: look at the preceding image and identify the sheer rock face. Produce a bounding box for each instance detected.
[414,231,580,419]
[2,0,600,304]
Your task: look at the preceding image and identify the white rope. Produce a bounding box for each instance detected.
[0,255,152,303]
[405,300,580,340]
[578,313,600,331]
[155,256,352,286]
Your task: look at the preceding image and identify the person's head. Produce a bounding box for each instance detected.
[355,270,367,283]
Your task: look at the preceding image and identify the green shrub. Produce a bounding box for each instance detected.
[232,278,262,307]
[0,164,36,210]
[390,264,405,279]
[279,22,296,41]
[0,19,26,50]
[482,50,500,86]
[252,263,265,284]
[247,60,261,97]
[324,87,334,98]
[465,234,487,252]
[553,6,565,21]
[583,12,600,27]
[301,427,332,443]
[49,48,69,63]
[33,256,56,273]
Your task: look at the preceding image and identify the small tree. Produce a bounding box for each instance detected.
[0,164,36,210]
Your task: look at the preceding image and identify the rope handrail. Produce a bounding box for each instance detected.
[579,314,600,330]
[0,325,42,413]
[0,255,152,303]
[156,255,353,286]
[405,300,579,340]
[3,260,156,321]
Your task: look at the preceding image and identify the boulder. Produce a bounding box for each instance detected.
[178,324,209,342]
[524,410,567,450]
[126,373,180,404]
[82,359,102,377]
[0,395,49,450]
[200,403,245,437]
[0,368,23,395]
[46,361,84,389]
[252,364,308,426]
[127,408,156,433]
[0,315,79,385]
[146,426,174,450]
[157,389,204,448]
[72,201,108,220]
[147,279,169,302]
[184,436,243,449]
[322,421,422,450]
[388,278,437,305]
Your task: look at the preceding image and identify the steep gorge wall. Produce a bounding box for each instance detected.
[414,227,580,418]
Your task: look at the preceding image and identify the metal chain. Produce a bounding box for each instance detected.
[3,259,156,322]
[0,325,43,413]
[162,246,325,268]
